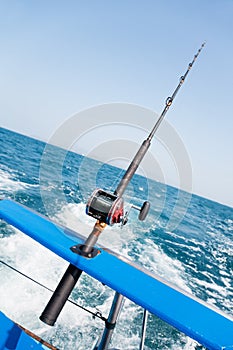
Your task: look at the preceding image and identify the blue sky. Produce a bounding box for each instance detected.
[0,1,232,207]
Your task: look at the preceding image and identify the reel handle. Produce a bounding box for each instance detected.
[131,201,150,221]
[138,201,150,221]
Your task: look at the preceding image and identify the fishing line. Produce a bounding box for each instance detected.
[0,260,106,322]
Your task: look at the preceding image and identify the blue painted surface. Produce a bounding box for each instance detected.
[1,199,233,350]
[0,311,47,349]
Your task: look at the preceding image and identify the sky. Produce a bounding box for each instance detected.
[0,0,233,208]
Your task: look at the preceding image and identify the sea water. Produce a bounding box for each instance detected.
[0,127,232,350]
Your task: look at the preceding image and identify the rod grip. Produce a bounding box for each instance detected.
[40,264,82,326]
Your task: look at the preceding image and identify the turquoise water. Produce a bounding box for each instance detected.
[0,127,232,349]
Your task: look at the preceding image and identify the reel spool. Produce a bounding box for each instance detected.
[86,189,124,226]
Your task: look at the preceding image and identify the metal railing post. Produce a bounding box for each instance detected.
[93,292,124,350]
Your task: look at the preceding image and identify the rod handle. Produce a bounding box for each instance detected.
[40,264,82,326]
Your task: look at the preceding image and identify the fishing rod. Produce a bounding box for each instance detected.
[40,43,206,331]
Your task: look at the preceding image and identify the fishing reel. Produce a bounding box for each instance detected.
[86,188,150,226]
[86,189,124,225]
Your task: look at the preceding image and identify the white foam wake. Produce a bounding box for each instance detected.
[0,201,200,349]
[0,168,38,194]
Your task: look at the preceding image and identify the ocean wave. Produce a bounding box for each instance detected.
[0,168,38,195]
